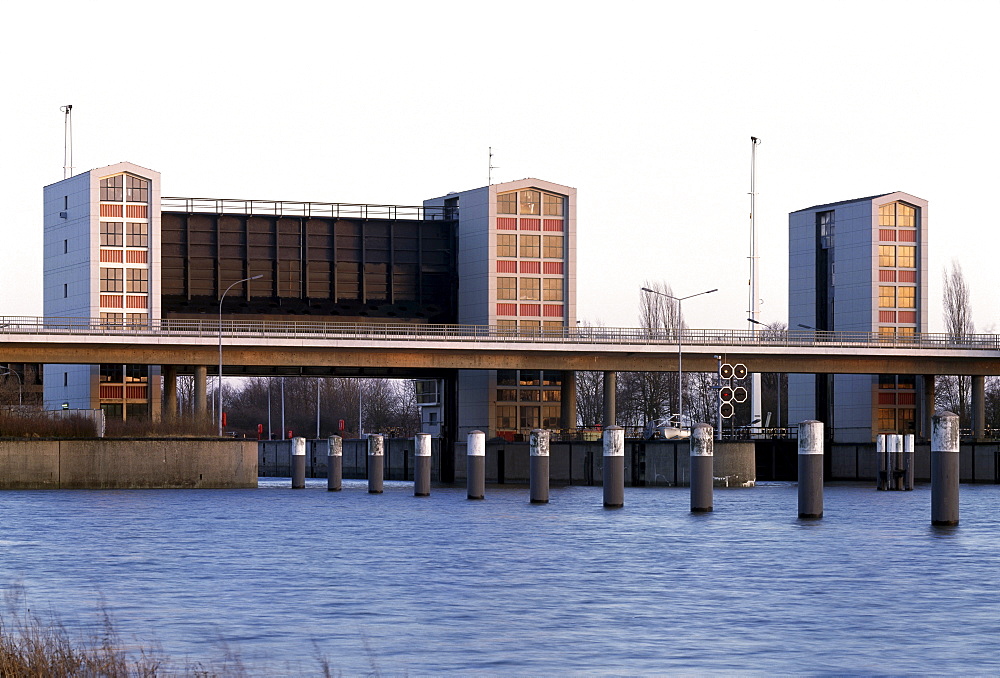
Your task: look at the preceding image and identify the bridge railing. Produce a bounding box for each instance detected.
[160,197,450,221]
[2,316,999,351]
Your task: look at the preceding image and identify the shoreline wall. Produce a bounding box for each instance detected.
[0,439,257,489]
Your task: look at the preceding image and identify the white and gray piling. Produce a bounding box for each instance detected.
[931,411,960,527]
[327,435,342,491]
[603,426,625,508]
[367,433,384,494]
[291,436,306,489]
[690,423,714,513]
[798,420,824,519]
[467,430,485,500]
[529,428,550,504]
[903,433,915,491]
[414,432,431,497]
[876,434,887,490]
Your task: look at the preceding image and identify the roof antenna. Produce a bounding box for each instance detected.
[488,146,498,186]
[60,105,74,179]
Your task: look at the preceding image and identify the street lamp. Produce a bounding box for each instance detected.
[0,368,23,407]
[219,274,263,435]
[641,286,718,426]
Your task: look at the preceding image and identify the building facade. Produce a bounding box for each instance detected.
[788,192,928,442]
[42,164,576,437]
[424,179,577,439]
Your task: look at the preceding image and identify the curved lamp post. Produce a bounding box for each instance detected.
[641,287,718,426]
[219,274,262,435]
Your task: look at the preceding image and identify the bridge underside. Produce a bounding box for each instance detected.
[4,342,999,377]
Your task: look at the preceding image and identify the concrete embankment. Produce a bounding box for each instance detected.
[260,438,755,487]
[758,440,1000,483]
[0,439,257,489]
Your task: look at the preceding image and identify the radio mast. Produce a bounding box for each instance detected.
[61,105,74,179]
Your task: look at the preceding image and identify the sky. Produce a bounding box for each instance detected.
[2,1,997,332]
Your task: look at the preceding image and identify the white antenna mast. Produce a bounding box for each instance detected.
[61,105,74,179]
[748,135,762,429]
[488,146,498,186]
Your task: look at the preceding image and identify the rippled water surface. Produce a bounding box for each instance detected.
[2,480,999,674]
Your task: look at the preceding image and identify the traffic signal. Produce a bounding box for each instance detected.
[733,363,748,379]
[720,363,734,379]
[720,386,734,402]
[720,402,735,419]
[733,386,748,403]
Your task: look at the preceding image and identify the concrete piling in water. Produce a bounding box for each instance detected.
[603,426,625,508]
[690,423,714,513]
[368,434,384,494]
[876,434,887,490]
[529,429,550,504]
[931,411,960,526]
[467,430,485,500]
[291,436,306,489]
[892,434,905,490]
[797,420,823,519]
[414,433,431,497]
[903,433,915,491]
[327,435,342,491]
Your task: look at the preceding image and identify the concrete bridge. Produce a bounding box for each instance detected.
[3,316,999,376]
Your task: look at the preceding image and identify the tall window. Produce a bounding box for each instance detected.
[897,246,915,268]
[497,234,517,257]
[127,268,148,293]
[100,175,123,201]
[519,235,540,258]
[497,277,516,300]
[101,222,123,247]
[543,193,563,216]
[879,201,917,228]
[543,235,563,258]
[519,190,541,215]
[126,222,148,247]
[497,192,516,215]
[125,175,149,202]
[519,278,540,301]
[878,245,895,267]
[897,287,915,308]
[543,278,563,301]
[101,268,123,292]
[878,286,896,308]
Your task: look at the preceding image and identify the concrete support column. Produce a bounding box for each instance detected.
[327,435,342,491]
[690,423,714,513]
[931,411,960,526]
[903,433,915,491]
[414,433,431,497]
[922,375,936,441]
[603,426,625,508]
[529,429,550,504]
[972,375,986,441]
[162,366,177,420]
[291,437,306,489]
[193,365,208,419]
[560,371,577,431]
[368,434,384,494]
[467,430,485,500]
[603,371,617,427]
[798,420,824,519]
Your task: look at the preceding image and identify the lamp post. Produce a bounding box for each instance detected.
[641,287,718,426]
[0,368,23,407]
[218,274,263,436]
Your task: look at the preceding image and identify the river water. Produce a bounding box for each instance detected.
[1,480,998,675]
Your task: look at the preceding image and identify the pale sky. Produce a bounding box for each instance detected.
[2,1,996,332]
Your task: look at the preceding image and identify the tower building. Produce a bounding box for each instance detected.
[788,192,928,442]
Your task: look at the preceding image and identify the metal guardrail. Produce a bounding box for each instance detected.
[1,316,999,351]
[160,197,451,221]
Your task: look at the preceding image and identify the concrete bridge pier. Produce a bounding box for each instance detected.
[162,365,177,420]
[193,365,208,420]
[922,375,935,441]
[603,371,617,426]
[973,375,986,441]
[561,371,577,430]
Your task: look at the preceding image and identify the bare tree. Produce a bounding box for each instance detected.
[938,261,974,425]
